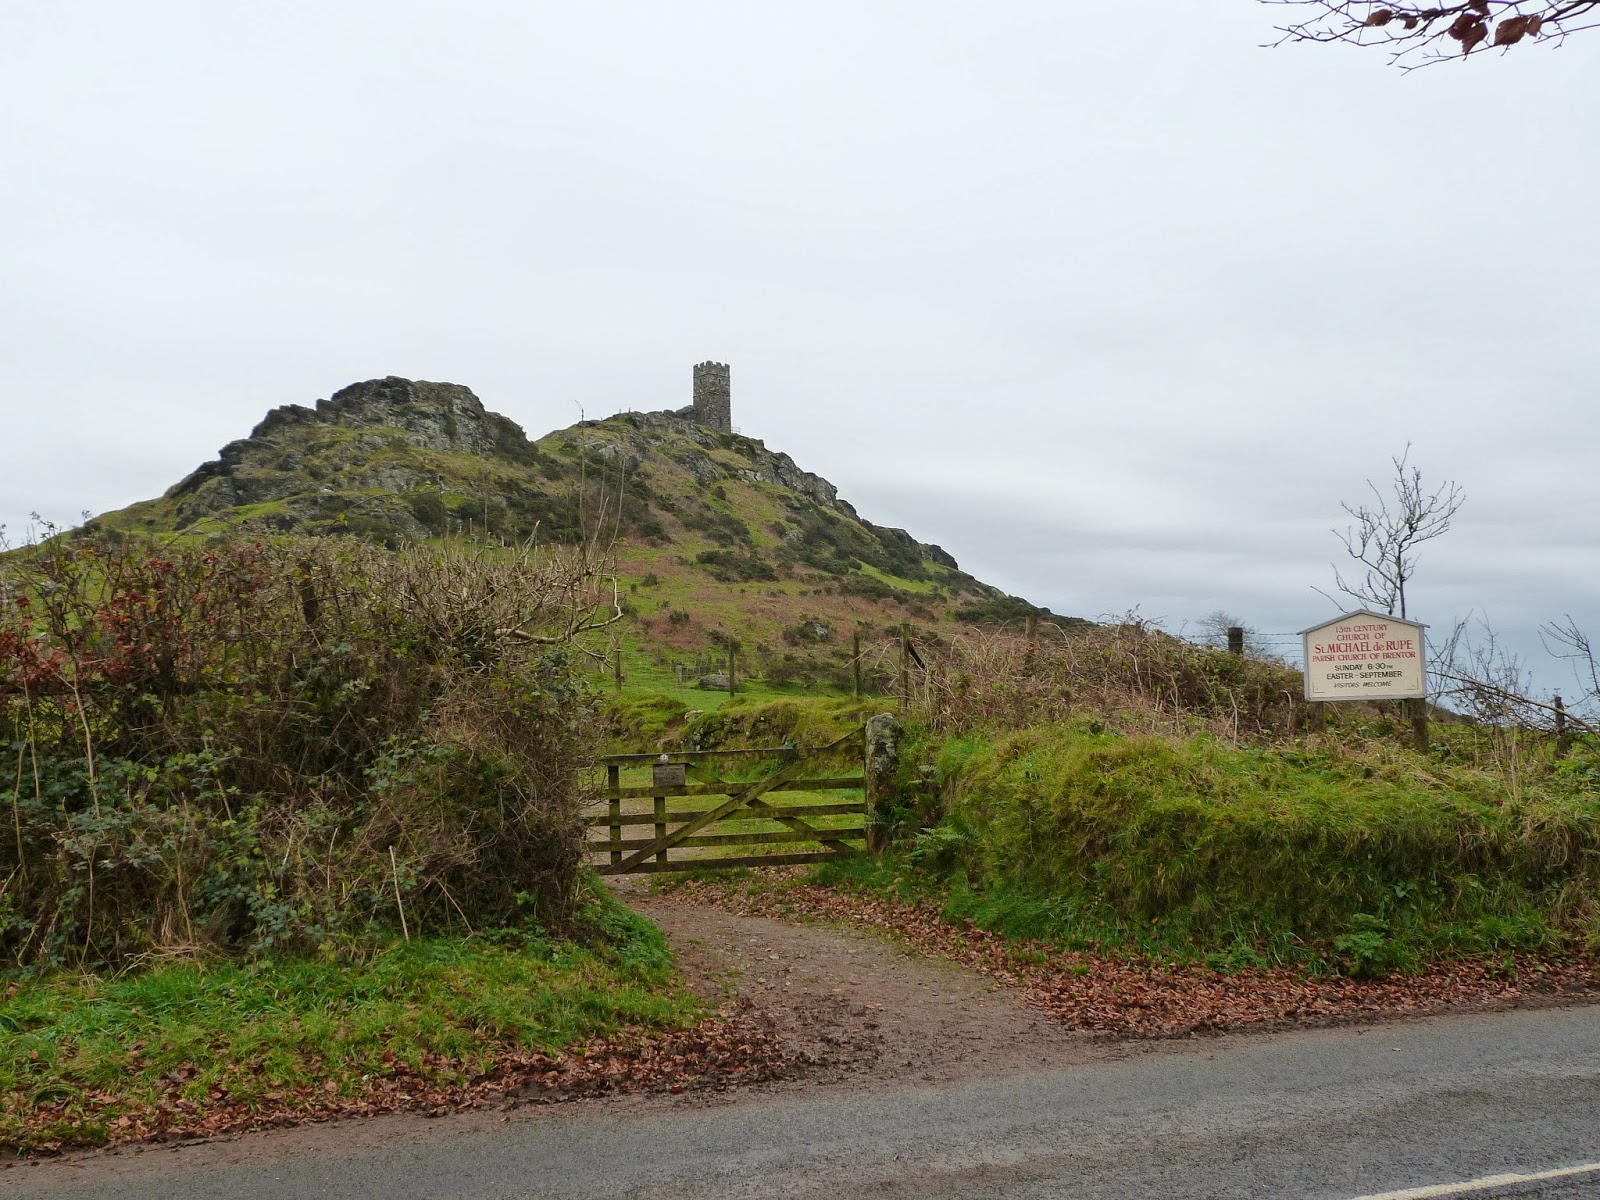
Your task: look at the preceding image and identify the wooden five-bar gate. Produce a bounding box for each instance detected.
[590,729,868,874]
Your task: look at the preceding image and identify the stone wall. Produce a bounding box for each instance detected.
[692,361,731,432]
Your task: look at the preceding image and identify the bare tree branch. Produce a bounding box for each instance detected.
[1432,612,1600,759]
[1541,615,1600,706]
[1264,1,1600,67]
[1433,667,1600,735]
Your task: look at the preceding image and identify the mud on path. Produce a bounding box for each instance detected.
[616,878,1100,1088]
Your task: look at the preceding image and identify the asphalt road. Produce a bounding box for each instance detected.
[10,1004,1600,1200]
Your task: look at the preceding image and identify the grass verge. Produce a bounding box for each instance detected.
[2,894,705,1155]
[903,722,1600,973]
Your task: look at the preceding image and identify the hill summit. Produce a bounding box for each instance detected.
[94,376,1059,681]
[146,377,542,537]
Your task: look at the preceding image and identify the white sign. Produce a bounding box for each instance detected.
[1299,610,1426,701]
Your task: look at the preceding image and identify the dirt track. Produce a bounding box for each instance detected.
[616,878,1103,1088]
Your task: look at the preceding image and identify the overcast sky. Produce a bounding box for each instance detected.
[3,2,1595,688]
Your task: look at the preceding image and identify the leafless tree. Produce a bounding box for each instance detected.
[1323,445,1464,620]
[1264,1,1600,66]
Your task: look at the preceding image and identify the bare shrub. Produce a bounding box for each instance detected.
[0,533,619,969]
[1426,614,1600,792]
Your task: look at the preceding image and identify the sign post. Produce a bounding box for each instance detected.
[1299,610,1429,751]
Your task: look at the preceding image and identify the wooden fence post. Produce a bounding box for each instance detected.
[864,713,901,854]
[899,624,910,714]
[1411,697,1430,755]
[1556,694,1569,756]
[1227,626,1244,657]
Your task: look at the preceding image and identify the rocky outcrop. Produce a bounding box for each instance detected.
[737,449,846,512]
[166,378,532,504]
[254,378,514,455]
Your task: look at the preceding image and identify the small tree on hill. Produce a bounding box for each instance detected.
[1324,445,1464,620]
[1193,610,1267,657]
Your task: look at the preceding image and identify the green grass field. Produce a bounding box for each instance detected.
[601,653,863,713]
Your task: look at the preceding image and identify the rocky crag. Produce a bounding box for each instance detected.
[145,378,539,539]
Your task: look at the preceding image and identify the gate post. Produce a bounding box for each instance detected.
[864,713,901,853]
[607,764,622,868]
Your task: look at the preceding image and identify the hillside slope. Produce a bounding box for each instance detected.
[91,377,1066,687]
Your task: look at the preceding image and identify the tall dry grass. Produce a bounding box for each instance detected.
[907,619,1305,742]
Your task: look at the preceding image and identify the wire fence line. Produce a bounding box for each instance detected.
[1192,632,1309,664]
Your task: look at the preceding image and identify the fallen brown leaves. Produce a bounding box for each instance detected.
[673,874,1600,1039]
[6,1008,795,1158]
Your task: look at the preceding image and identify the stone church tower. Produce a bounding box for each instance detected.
[692,361,731,432]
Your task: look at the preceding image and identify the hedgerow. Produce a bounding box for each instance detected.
[0,534,614,970]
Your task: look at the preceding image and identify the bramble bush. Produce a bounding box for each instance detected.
[0,534,616,970]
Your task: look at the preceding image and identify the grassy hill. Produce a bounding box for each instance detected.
[88,376,1073,695]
